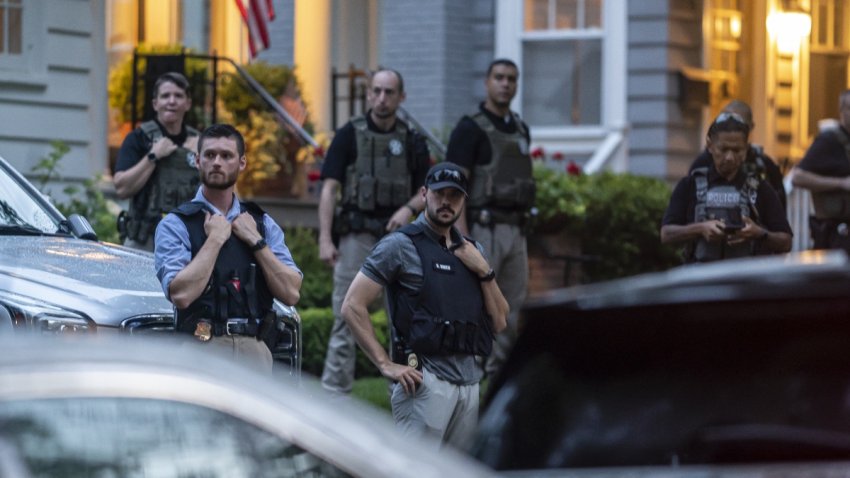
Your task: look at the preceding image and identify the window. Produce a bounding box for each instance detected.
[0,0,22,56]
[808,0,850,138]
[521,0,603,126]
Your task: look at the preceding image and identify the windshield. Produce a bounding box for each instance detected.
[0,164,61,234]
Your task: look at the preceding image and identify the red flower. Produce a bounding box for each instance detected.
[566,160,582,176]
[307,170,322,182]
[530,146,545,159]
[313,146,325,158]
[551,151,565,161]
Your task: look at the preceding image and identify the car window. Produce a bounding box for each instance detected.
[0,167,60,233]
[0,397,352,478]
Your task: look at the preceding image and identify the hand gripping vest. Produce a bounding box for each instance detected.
[388,223,494,357]
[811,129,850,220]
[126,121,201,243]
[467,112,535,210]
[171,201,273,332]
[690,167,760,262]
[340,116,413,215]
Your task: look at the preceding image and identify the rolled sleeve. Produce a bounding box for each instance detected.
[263,215,302,276]
[154,214,192,299]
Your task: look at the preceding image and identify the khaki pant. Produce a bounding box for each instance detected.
[390,368,479,450]
[471,223,528,377]
[182,334,273,374]
[320,233,381,395]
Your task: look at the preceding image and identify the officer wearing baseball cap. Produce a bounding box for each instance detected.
[341,161,508,449]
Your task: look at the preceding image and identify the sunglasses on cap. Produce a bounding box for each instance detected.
[713,111,747,125]
[427,168,464,184]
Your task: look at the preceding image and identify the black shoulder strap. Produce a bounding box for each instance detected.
[240,201,267,238]
[172,201,208,217]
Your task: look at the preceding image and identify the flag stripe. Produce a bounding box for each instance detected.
[235,0,274,58]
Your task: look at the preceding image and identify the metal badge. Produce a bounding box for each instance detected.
[194,321,212,342]
[407,353,419,370]
[388,139,404,156]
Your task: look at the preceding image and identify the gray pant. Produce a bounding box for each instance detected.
[472,223,528,377]
[390,368,479,450]
[320,233,380,395]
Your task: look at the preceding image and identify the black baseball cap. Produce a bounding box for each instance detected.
[424,162,468,195]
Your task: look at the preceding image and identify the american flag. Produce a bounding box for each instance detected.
[235,0,276,58]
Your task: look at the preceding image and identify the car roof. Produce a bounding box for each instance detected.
[0,336,495,478]
[525,250,850,312]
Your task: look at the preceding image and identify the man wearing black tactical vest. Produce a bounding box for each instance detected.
[154,124,302,372]
[343,162,508,449]
[689,100,787,212]
[661,112,792,263]
[317,68,431,396]
[445,58,532,378]
[115,72,200,252]
[791,90,850,252]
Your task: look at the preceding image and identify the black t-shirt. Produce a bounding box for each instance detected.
[115,120,190,173]
[445,102,531,172]
[320,112,430,192]
[662,164,792,235]
[689,146,787,211]
[797,127,850,178]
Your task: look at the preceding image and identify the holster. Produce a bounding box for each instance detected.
[809,216,850,251]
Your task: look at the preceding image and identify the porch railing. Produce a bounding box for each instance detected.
[785,180,812,252]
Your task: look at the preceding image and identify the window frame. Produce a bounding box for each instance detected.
[495,0,626,136]
[0,0,46,86]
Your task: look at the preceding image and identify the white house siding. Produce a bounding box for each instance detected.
[0,0,106,190]
[627,0,703,182]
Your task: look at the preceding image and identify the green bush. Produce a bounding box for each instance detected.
[532,167,679,282]
[299,307,388,379]
[285,227,332,309]
[31,141,120,244]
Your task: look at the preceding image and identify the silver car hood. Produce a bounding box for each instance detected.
[0,236,173,328]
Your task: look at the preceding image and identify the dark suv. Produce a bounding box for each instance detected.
[473,251,850,474]
[0,155,299,374]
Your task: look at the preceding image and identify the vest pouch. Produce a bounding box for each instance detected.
[375,177,392,208]
[516,180,536,208]
[490,181,521,208]
[812,192,850,220]
[408,310,447,355]
[357,176,376,211]
[392,179,409,208]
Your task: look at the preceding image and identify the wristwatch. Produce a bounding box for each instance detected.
[479,268,496,282]
[146,152,158,163]
[250,238,268,252]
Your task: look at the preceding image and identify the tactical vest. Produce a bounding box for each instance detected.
[467,112,535,210]
[690,167,759,262]
[388,223,493,357]
[171,201,273,332]
[340,116,412,216]
[126,121,200,243]
[811,129,850,220]
[745,145,768,181]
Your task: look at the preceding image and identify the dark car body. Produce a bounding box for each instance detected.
[0,155,299,373]
[473,251,850,475]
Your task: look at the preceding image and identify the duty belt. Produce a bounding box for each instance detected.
[469,208,526,226]
[206,318,259,337]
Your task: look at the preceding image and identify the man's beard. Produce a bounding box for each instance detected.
[201,170,237,190]
[425,205,460,227]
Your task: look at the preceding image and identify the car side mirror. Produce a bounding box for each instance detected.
[67,214,98,241]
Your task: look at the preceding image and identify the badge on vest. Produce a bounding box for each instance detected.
[517,138,529,155]
[432,261,454,274]
[388,139,404,156]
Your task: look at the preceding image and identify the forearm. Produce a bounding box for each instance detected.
[255,248,302,305]
[318,180,338,243]
[481,280,508,334]
[343,297,392,371]
[168,237,225,309]
[762,230,792,253]
[114,158,156,199]
[791,168,848,193]
[660,223,704,244]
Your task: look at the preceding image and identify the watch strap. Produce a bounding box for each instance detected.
[479,268,496,282]
[250,238,267,252]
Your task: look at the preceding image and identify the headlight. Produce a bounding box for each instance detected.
[0,292,96,334]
